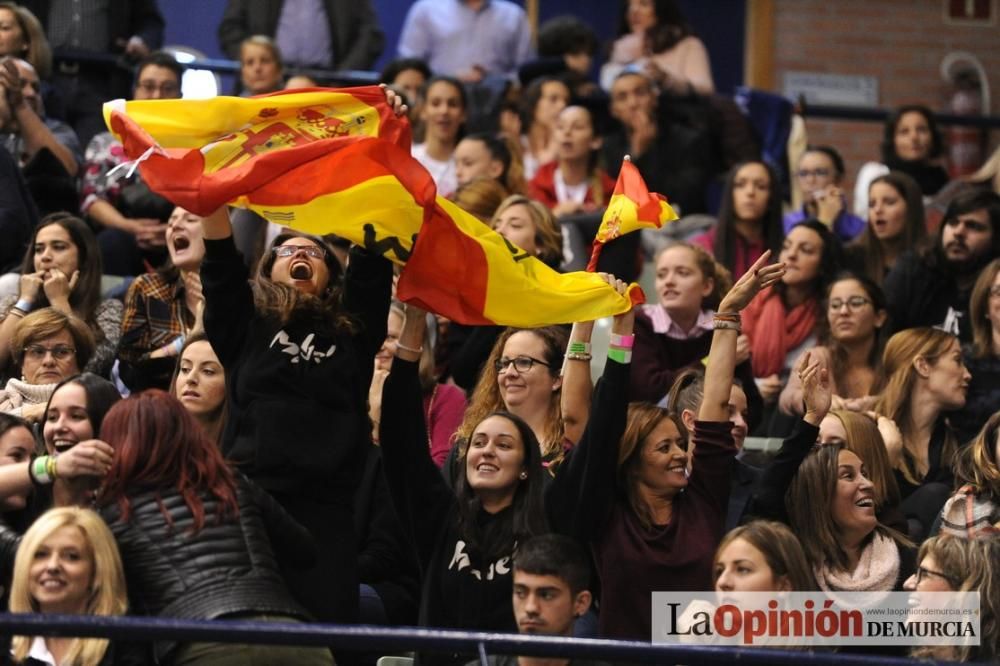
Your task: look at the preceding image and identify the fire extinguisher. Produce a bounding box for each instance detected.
[941,52,990,178]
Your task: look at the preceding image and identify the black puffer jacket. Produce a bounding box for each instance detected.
[99,474,315,661]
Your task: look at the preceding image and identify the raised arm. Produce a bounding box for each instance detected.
[547,276,634,540]
[699,251,784,422]
[560,320,595,446]
[747,350,831,523]
[379,303,456,567]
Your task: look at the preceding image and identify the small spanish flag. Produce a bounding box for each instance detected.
[586,156,679,272]
[104,87,644,327]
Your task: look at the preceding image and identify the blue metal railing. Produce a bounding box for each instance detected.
[0,613,965,665]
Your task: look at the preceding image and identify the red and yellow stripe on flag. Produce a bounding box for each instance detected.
[586,158,679,271]
[105,87,643,326]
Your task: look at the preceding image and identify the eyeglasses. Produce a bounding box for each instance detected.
[828,296,872,312]
[797,168,832,179]
[495,356,550,374]
[915,566,959,588]
[135,80,180,96]
[23,344,75,361]
[273,245,326,259]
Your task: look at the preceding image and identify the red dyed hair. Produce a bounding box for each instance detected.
[98,390,239,532]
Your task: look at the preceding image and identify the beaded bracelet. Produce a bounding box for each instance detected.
[565,352,592,361]
[713,319,741,332]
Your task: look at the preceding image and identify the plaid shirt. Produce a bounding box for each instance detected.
[119,272,190,364]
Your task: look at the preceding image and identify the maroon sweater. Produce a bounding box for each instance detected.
[592,420,736,641]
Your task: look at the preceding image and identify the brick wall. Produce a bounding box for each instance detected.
[769,0,1000,195]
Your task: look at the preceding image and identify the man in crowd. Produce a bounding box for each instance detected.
[602,69,712,216]
[884,188,1000,341]
[398,0,533,82]
[472,535,609,666]
[218,0,384,72]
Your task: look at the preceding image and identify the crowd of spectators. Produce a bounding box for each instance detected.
[0,1,998,665]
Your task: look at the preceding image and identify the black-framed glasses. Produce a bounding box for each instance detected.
[273,244,326,259]
[915,566,959,588]
[23,344,75,361]
[828,296,871,312]
[495,356,550,374]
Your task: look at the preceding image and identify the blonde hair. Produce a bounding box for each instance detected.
[874,328,960,485]
[491,194,563,269]
[10,507,127,665]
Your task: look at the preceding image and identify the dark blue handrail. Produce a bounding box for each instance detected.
[0,613,965,665]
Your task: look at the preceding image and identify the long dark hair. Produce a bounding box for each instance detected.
[252,231,351,333]
[615,0,693,53]
[819,272,888,392]
[713,161,784,272]
[44,373,120,442]
[453,411,549,562]
[773,219,843,309]
[850,171,926,285]
[880,104,943,164]
[19,214,103,326]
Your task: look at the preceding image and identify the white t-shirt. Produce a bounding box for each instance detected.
[411,143,457,198]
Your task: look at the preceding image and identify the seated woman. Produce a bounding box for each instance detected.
[440,195,564,390]
[411,76,466,198]
[631,241,756,404]
[370,302,466,467]
[518,77,571,180]
[953,258,1000,443]
[0,214,122,378]
[171,334,226,445]
[454,326,568,468]
[779,272,887,416]
[784,146,865,242]
[528,105,615,219]
[875,328,969,540]
[118,207,206,392]
[939,411,1000,537]
[853,105,948,219]
[906,534,1000,663]
[692,161,784,279]
[97,391,333,665]
[0,308,94,422]
[453,132,525,196]
[0,374,118,575]
[714,520,815,592]
[816,408,907,534]
[7,506,140,665]
[600,0,715,96]
[239,35,284,95]
[846,171,926,286]
[742,220,841,410]
[575,253,784,640]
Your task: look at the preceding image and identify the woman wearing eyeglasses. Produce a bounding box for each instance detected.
[0,308,94,423]
[454,326,568,470]
[779,273,887,417]
[197,207,393,627]
[784,146,865,242]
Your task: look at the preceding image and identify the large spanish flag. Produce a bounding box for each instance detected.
[104,87,643,326]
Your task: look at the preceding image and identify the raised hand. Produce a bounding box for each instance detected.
[798,350,832,425]
[379,83,408,118]
[717,250,784,313]
[42,268,79,309]
[866,411,903,467]
[54,439,114,479]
